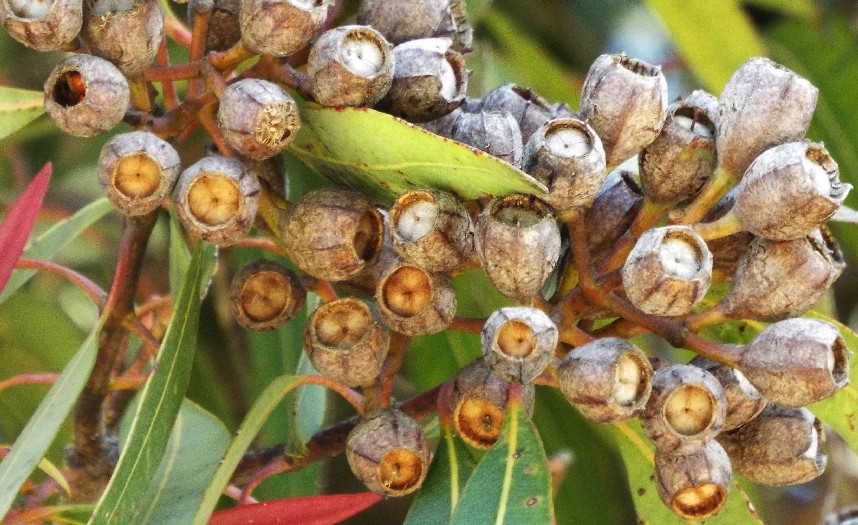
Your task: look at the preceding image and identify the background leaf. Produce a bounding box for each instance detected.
[0,87,45,141]
[208,492,382,525]
[0,163,51,291]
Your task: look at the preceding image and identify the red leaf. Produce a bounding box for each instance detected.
[208,492,383,525]
[0,163,51,291]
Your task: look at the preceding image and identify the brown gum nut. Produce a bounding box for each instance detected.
[475,194,561,302]
[281,188,384,282]
[740,317,851,408]
[641,364,727,454]
[44,54,130,137]
[580,53,668,167]
[304,297,389,387]
[1,0,82,50]
[702,185,754,278]
[189,0,240,51]
[173,155,260,246]
[717,57,818,178]
[655,441,732,520]
[98,131,180,216]
[389,189,473,272]
[481,307,557,384]
[824,507,858,525]
[229,259,305,331]
[480,84,553,144]
[375,262,456,336]
[689,355,766,431]
[521,118,608,217]
[217,79,300,160]
[622,226,713,317]
[240,0,330,57]
[356,0,472,52]
[448,359,536,449]
[450,110,523,166]
[246,155,289,202]
[346,409,430,496]
[733,141,850,241]
[557,337,653,423]
[82,0,163,76]
[719,405,827,486]
[585,169,643,262]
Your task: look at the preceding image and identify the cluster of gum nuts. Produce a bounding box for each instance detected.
[3,0,855,519]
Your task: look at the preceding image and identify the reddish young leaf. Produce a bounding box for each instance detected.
[208,492,383,525]
[0,163,51,291]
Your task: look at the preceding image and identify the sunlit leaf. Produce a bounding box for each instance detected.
[208,492,382,525]
[0,163,51,291]
[0,87,45,141]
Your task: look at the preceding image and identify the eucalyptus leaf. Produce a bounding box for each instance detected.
[0,86,45,141]
[168,213,218,300]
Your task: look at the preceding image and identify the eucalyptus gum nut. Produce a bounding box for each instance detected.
[448,359,535,449]
[230,259,305,331]
[718,405,827,486]
[189,0,240,51]
[521,118,607,216]
[303,297,389,387]
[480,84,553,144]
[733,141,850,240]
[98,131,180,216]
[44,54,129,137]
[689,355,766,432]
[281,188,384,282]
[375,262,456,336]
[557,337,653,423]
[82,0,163,76]
[172,155,260,246]
[475,194,561,302]
[580,53,668,167]
[824,507,858,525]
[245,155,288,202]
[655,441,732,520]
[419,106,463,138]
[740,317,851,407]
[641,364,726,454]
[622,226,713,317]
[1,0,82,50]
[550,101,578,120]
[449,110,523,166]
[240,0,330,57]
[702,186,753,277]
[346,409,430,496]
[217,79,300,160]
[356,0,472,52]
[481,307,557,384]
[389,189,473,272]
[584,169,643,261]
[717,57,818,178]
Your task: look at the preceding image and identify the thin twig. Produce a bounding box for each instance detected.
[15,258,107,306]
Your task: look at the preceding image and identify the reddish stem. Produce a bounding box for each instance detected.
[0,373,59,393]
[15,257,107,306]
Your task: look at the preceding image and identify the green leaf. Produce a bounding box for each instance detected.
[168,213,218,300]
[89,242,212,525]
[743,0,817,19]
[293,335,326,445]
[0,198,114,305]
[405,428,475,525]
[604,419,763,525]
[0,87,45,141]
[0,317,103,518]
[450,397,553,525]
[288,103,547,206]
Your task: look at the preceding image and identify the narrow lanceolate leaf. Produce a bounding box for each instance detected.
[0,87,45,141]
[0,317,103,518]
[605,419,763,525]
[450,399,553,525]
[89,243,212,525]
[405,427,475,525]
[208,492,382,525]
[168,213,218,300]
[288,103,546,206]
[0,163,51,292]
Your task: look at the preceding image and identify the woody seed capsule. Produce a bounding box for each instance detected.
[375,262,456,336]
[357,0,472,52]
[240,0,330,57]
[584,169,643,262]
[450,110,523,166]
[655,441,732,520]
[480,84,553,144]
[217,79,300,160]
[189,0,240,52]
[82,0,163,76]
[701,186,754,278]
[230,259,305,331]
[1,0,82,51]
[689,356,765,431]
[481,307,558,384]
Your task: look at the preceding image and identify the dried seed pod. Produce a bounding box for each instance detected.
[98,131,181,216]
[550,101,577,119]
[217,79,300,160]
[584,169,643,261]
[281,188,384,282]
[702,185,753,278]
[375,262,456,335]
[388,189,473,272]
[304,297,389,387]
[480,84,553,144]
[43,54,129,137]
[246,154,289,202]
[689,356,766,431]
[346,409,430,496]
[189,0,240,52]
[481,307,557,384]
[379,37,467,123]
[641,364,727,453]
[622,226,713,317]
[475,194,561,301]
[739,317,851,407]
[580,53,668,167]
[521,118,607,216]
[731,141,850,241]
[450,110,523,166]
[356,0,472,52]
[557,337,653,423]
[1,0,82,50]
[448,359,535,449]
[240,0,330,57]
[655,441,732,520]
[717,57,818,178]
[172,155,260,246]
[823,507,858,525]
[719,405,826,486]
[419,105,463,138]
[230,259,305,331]
[82,0,163,76]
